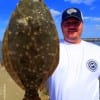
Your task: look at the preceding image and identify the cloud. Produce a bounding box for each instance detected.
[84,16,100,22]
[50,9,61,17]
[82,16,100,38]
[64,0,95,5]
[49,9,63,39]
[93,17,100,21]
[0,29,5,41]
[95,25,100,30]
[0,19,9,41]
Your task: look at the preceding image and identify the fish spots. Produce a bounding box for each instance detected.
[2,0,59,99]
[8,31,12,35]
[17,16,33,26]
[26,45,30,50]
[16,43,19,47]
[15,32,19,35]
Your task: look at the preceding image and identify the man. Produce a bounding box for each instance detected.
[47,7,100,100]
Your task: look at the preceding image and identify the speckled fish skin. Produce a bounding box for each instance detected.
[2,0,59,99]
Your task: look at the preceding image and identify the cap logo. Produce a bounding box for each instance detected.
[67,8,77,15]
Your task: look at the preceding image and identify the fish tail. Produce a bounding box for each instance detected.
[23,88,41,100]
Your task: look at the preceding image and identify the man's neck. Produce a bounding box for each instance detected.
[64,38,82,44]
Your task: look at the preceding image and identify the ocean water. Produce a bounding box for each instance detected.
[92,42,100,46]
[82,38,100,46]
[85,41,100,46]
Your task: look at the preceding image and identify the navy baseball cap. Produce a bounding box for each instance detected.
[61,7,83,23]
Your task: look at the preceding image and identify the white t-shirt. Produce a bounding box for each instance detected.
[48,40,100,100]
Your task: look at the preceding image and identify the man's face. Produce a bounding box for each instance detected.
[61,17,83,43]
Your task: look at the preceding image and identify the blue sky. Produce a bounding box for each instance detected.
[0,0,100,41]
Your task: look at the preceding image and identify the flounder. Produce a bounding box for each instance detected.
[2,0,59,100]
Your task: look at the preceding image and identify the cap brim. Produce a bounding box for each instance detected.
[62,15,82,23]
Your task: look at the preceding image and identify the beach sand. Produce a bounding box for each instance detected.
[0,63,49,100]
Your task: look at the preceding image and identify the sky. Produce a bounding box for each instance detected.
[0,0,100,41]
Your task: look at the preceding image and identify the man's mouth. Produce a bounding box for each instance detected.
[68,29,77,33]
